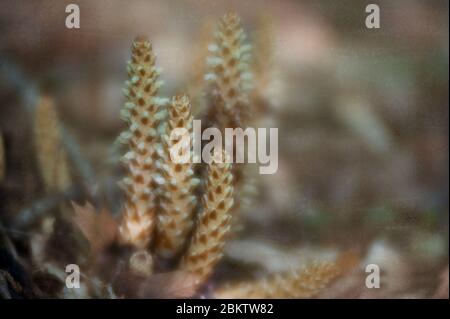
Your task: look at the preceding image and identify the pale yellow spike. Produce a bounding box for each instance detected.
[118,37,166,249]
[180,151,234,287]
[34,96,71,192]
[214,254,358,298]
[206,12,253,129]
[155,94,199,258]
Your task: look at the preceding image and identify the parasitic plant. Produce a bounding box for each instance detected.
[205,13,253,129]
[18,13,352,300]
[155,94,200,258]
[117,37,167,250]
[180,151,234,285]
[214,257,353,298]
[204,13,256,217]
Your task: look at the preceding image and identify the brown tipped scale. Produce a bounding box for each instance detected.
[180,151,233,285]
[155,94,199,258]
[214,254,357,299]
[118,37,166,249]
[34,96,71,192]
[205,12,253,129]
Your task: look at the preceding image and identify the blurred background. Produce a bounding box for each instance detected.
[0,0,448,298]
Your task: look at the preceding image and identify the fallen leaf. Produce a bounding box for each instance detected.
[71,201,118,254]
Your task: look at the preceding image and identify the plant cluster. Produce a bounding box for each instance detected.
[1,12,352,299]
